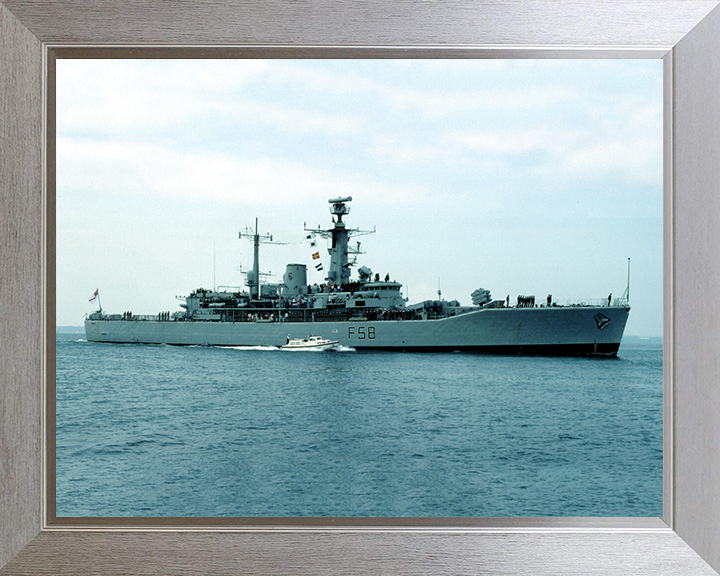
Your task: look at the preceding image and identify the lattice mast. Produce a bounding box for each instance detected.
[305,196,374,286]
[238,218,274,300]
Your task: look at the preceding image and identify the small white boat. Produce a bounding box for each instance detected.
[281,335,339,351]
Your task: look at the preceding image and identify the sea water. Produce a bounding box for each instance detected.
[55,332,662,517]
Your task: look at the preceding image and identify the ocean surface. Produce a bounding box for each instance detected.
[55,332,663,517]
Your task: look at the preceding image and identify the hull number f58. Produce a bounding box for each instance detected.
[348,326,376,339]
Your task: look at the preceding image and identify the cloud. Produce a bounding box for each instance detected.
[210,100,364,136]
[253,61,572,120]
[370,111,661,189]
[561,137,662,184]
[448,126,578,156]
[375,86,572,119]
[57,137,425,207]
[57,60,365,139]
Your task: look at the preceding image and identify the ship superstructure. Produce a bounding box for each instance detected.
[85,197,630,355]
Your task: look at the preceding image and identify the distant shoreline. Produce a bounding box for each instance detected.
[56,326,85,333]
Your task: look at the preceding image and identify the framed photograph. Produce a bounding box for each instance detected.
[2,1,720,575]
[51,56,664,522]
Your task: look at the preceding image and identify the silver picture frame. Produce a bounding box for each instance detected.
[2,1,720,574]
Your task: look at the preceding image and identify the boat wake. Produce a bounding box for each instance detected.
[224,345,281,352]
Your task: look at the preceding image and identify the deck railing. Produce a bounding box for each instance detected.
[91,296,631,324]
[552,297,629,308]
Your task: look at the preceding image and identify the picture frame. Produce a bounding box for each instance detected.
[2,1,720,574]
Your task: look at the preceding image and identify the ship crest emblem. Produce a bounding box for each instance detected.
[594,313,612,330]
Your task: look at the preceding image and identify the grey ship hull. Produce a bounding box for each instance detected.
[84,304,630,356]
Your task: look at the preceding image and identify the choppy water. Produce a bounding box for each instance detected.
[55,332,662,517]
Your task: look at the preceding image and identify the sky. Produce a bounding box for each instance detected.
[56,59,663,336]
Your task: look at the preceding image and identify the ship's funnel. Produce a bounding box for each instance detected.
[282,264,308,297]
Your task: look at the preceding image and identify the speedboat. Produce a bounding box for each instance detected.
[281,335,338,351]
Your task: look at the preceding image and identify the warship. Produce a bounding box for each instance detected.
[85,197,630,355]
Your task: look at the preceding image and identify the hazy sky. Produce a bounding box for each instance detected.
[57,59,663,335]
